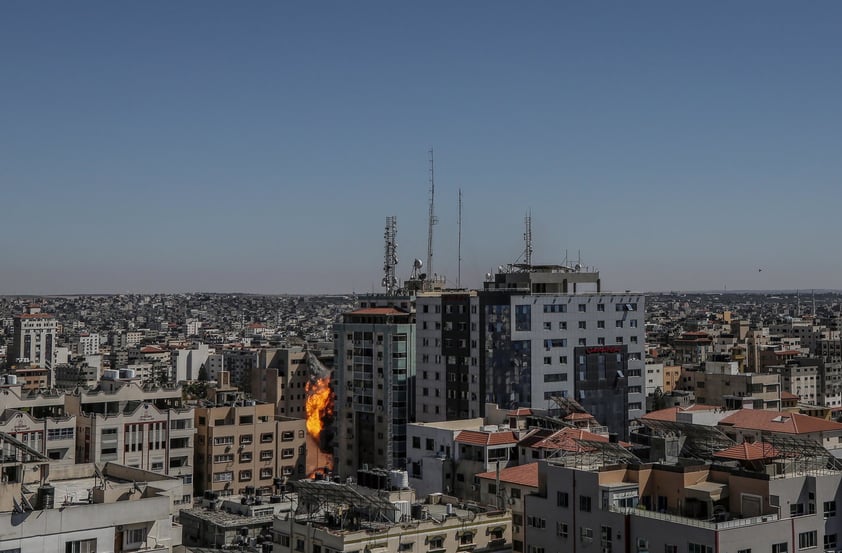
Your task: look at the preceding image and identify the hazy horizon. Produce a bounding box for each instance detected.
[3,2,842,295]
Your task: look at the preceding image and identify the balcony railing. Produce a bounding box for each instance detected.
[609,506,779,530]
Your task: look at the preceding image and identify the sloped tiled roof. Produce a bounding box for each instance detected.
[455,430,519,447]
[718,409,842,434]
[475,462,539,488]
[714,442,781,461]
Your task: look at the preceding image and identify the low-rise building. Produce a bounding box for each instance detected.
[272,479,512,553]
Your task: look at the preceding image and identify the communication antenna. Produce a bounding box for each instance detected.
[523,210,533,268]
[382,216,398,295]
[426,149,438,278]
[457,189,462,288]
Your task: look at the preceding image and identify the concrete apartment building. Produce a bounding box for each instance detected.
[680,359,782,410]
[475,463,539,553]
[249,346,311,418]
[63,378,196,504]
[194,377,308,497]
[11,305,57,375]
[525,448,842,553]
[413,265,645,440]
[477,265,645,440]
[0,446,184,553]
[415,290,482,422]
[334,295,416,477]
[272,479,513,553]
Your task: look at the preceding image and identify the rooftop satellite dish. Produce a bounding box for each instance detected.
[485,273,492,281]
[498,265,504,273]
[574,263,582,272]
[414,259,423,270]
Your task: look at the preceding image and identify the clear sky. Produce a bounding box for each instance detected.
[2,2,841,295]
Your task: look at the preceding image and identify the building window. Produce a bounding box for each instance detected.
[738,550,751,553]
[579,495,591,512]
[688,545,712,553]
[580,527,593,543]
[239,470,252,481]
[557,491,569,507]
[527,516,545,528]
[261,450,273,461]
[65,539,97,553]
[557,522,568,538]
[260,468,273,479]
[578,304,587,312]
[213,471,233,482]
[824,535,837,550]
[578,321,587,329]
[597,304,605,312]
[260,433,273,443]
[798,531,816,550]
[125,528,146,546]
[240,452,252,462]
[665,547,678,553]
[511,488,521,499]
[824,500,836,517]
[240,434,253,445]
[772,544,788,553]
[282,448,294,459]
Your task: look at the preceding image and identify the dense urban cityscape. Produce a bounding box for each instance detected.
[4,228,842,553]
[5,3,841,553]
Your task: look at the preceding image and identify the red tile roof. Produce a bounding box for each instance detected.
[564,413,596,421]
[506,408,533,416]
[774,350,801,356]
[140,346,166,354]
[455,430,519,447]
[714,442,781,461]
[475,463,539,488]
[718,409,842,434]
[640,404,720,422]
[780,391,799,400]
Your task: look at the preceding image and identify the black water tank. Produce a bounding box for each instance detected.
[38,484,55,510]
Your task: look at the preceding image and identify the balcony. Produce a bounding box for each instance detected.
[609,505,779,530]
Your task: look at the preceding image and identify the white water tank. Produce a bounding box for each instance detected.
[6,375,18,385]
[446,503,454,516]
[389,469,409,489]
[102,369,119,380]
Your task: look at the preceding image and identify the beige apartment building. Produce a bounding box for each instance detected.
[194,377,308,497]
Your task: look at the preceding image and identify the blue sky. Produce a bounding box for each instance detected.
[2,2,841,294]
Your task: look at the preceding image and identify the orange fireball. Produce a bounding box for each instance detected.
[305,376,333,440]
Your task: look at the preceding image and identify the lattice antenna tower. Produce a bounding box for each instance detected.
[382,216,398,295]
[523,210,533,268]
[426,149,438,278]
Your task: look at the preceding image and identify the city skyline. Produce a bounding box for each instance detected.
[3,2,842,295]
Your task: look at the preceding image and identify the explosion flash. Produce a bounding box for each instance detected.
[305,376,333,440]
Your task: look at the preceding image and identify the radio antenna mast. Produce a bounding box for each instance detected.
[426,149,438,279]
[457,189,463,288]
